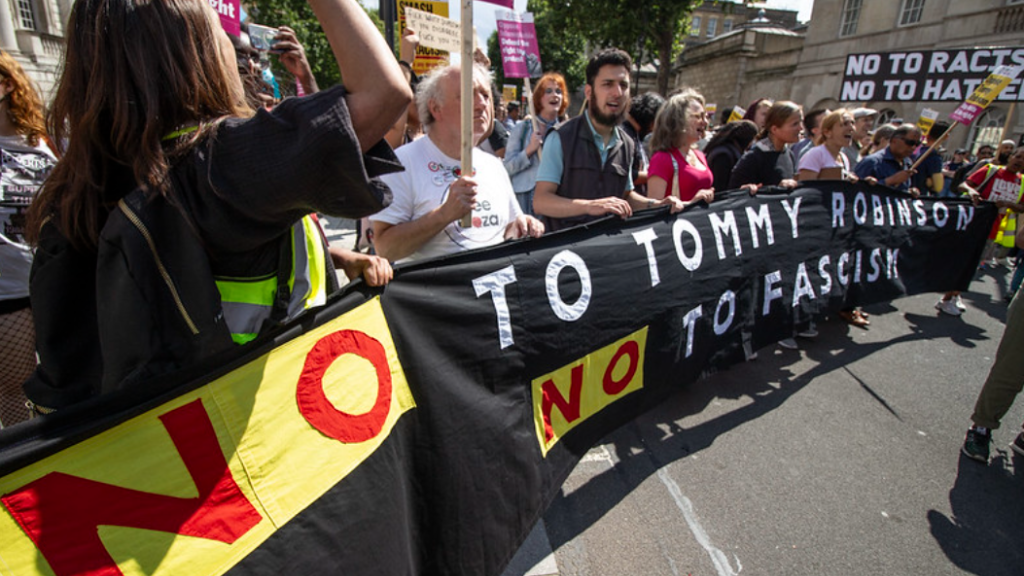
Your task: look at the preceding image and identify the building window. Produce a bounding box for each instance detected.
[690,16,701,36]
[968,108,1007,155]
[839,0,862,37]
[707,17,717,37]
[898,0,925,26]
[723,19,733,33]
[16,0,37,30]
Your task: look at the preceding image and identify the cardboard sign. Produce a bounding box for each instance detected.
[917,108,939,132]
[405,7,461,53]
[503,84,518,103]
[727,105,745,123]
[950,64,1024,124]
[495,10,543,79]
[705,103,718,123]
[398,0,450,76]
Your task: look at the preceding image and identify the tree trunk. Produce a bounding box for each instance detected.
[656,29,674,96]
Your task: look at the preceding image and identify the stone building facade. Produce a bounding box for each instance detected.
[674,0,1024,153]
[791,0,1024,153]
[686,1,799,49]
[0,0,68,99]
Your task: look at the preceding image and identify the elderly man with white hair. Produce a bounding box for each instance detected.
[371,63,544,263]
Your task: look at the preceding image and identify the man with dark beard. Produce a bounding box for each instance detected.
[533,48,649,232]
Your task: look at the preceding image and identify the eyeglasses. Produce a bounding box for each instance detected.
[544,88,563,95]
[901,138,921,147]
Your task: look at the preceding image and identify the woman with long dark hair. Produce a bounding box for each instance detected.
[0,50,56,427]
[703,119,758,191]
[23,0,410,411]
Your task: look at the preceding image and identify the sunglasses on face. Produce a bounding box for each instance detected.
[901,138,921,147]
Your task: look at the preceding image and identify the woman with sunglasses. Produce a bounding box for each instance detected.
[504,72,569,215]
[0,51,57,426]
[23,0,410,410]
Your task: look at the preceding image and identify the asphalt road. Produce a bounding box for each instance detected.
[513,266,1024,576]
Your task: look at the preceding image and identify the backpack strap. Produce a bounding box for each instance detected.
[669,152,681,198]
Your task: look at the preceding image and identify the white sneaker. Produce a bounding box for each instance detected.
[954,295,966,311]
[936,299,962,316]
[779,338,799,349]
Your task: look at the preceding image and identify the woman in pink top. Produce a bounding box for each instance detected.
[646,89,715,208]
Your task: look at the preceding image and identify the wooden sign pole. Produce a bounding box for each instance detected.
[459,0,474,229]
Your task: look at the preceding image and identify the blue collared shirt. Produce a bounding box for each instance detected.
[854,147,912,192]
[536,111,633,191]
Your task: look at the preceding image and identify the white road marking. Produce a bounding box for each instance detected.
[656,468,742,576]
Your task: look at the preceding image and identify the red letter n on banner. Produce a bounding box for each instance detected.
[1,399,262,576]
[541,365,584,443]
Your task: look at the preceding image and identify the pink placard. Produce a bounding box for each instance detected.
[209,0,240,37]
[949,101,982,125]
[477,0,514,7]
[496,11,542,79]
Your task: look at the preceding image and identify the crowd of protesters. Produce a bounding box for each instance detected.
[1,0,1023,470]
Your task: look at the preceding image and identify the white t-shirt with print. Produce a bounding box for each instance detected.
[0,135,57,300]
[373,135,523,263]
[798,144,849,175]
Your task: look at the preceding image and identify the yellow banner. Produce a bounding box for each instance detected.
[532,328,648,456]
[0,298,414,576]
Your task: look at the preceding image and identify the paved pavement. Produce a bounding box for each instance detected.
[322,215,1024,576]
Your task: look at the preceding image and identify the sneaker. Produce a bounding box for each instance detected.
[797,322,818,338]
[1011,432,1024,457]
[936,298,962,316]
[778,338,799,350]
[954,295,966,311]
[962,428,991,462]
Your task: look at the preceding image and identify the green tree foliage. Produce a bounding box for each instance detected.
[486,0,587,110]
[245,0,388,90]
[544,0,701,96]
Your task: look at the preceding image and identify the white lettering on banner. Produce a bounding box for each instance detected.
[680,305,703,359]
[782,198,802,239]
[837,252,850,286]
[818,255,833,295]
[763,270,783,316]
[709,211,742,260]
[713,291,735,336]
[867,248,883,282]
[933,202,949,228]
[673,219,704,271]
[546,250,592,321]
[792,263,816,306]
[632,228,661,287]
[746,204,775,247]
[473,266,518,349]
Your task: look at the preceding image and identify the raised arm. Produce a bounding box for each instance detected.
[307,0,412,152]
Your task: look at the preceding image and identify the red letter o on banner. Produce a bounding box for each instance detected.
[296,330,392,443]
[603,340,639,396]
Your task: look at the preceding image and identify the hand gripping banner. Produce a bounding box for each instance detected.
[0,183,997,576]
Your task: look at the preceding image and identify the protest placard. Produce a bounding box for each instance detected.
[706,103,718,123]
[727,105,745,123]
[917,108,939,132]
[405,7,461,53]
[495,10,542,79]
[503,84,517,103]
[398,0,450,76]
[841,49,1024,102]
[208,0,240,36]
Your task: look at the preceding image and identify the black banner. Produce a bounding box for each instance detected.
[842,48,1024,102]
[0,183,998,576]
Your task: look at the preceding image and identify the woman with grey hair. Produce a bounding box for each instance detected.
[645,88,715,208]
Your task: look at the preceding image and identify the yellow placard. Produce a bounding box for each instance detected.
[0,297,414,576]
[532,328,648,456]
[727,105,745,123]
[917,108,938,133]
